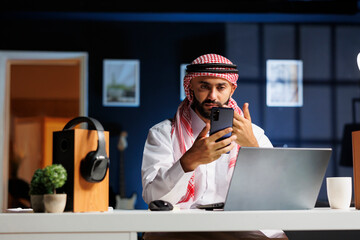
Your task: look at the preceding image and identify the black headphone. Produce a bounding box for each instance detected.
[63,116,110,183]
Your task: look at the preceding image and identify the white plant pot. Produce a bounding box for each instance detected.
[30,195,44,213]
[44,194,67,213]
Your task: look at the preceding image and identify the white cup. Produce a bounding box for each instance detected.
[326,177,352,209]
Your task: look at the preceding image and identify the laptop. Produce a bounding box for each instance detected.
[197,147,332,211]
[224,147,332,211]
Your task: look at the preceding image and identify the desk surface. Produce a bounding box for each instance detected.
[1,208,360,234]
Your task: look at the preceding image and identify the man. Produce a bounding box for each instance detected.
[141,54,288,239]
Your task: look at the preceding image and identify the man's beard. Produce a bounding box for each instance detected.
[191,96,230,120]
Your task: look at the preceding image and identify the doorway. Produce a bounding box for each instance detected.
[0,51,88,210]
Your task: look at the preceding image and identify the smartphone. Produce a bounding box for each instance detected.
[210,107,234,143]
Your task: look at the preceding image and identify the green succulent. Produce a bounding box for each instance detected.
[42,164,67,194]
[29,168,51,195]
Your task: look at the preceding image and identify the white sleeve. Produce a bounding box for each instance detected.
[252,123,273,148]
[141,120,193,205]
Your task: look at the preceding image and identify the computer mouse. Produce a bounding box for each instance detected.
[149,200,173,211]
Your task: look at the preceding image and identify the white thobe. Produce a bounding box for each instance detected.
[141,108,273,209]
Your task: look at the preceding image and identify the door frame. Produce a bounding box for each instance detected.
[0,51,88,211]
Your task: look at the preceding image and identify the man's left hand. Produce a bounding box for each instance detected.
[231,103,259,147]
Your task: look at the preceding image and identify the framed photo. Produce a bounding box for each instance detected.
[266,59,303,107]
[103,59,140,107]
[180,63,188,101]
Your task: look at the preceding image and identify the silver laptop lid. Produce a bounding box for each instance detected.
[224,147,332,211]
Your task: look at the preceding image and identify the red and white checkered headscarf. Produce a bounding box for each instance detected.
[183,54,239,104]
[171,54,242,205]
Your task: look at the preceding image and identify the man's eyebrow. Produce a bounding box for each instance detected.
[199,81,228,86]
[199,81,210,85]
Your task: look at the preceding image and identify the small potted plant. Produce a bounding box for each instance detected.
[42,164,67,213]
[29,168,51,212]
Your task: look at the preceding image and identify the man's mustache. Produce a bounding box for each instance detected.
[201,99,222,107]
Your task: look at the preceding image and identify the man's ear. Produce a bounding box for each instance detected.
[230,84,236,97]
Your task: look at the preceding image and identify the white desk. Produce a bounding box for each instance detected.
[1,208,360,240]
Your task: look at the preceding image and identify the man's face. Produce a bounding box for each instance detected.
[189,76,236,120]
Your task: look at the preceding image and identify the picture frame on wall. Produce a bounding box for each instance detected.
[103,59,140,107]
[266,59,303,107]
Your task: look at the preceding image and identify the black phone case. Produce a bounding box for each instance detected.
[210,107,234,142]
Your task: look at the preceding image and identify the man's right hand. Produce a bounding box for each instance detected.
[180,123,237,172]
